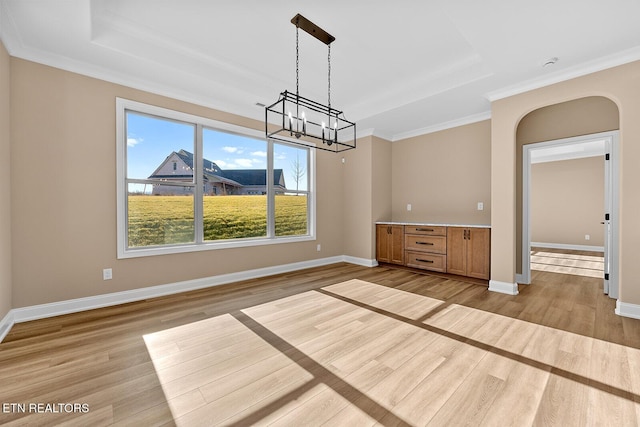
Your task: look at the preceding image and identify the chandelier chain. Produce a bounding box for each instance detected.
[328,44,331,110]
[295,25,299,97]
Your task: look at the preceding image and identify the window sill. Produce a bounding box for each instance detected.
[117,234,316,259]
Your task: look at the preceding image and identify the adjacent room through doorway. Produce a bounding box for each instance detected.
[522,131,619,298]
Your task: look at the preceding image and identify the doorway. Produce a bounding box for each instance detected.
[521,131,619,299]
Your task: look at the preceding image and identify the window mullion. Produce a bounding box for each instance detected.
[308,146,315,237]
[194,124,204,244]
[267,140,275,237]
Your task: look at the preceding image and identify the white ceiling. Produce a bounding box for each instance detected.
[2,0,640,141]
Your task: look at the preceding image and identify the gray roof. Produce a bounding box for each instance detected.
[149,150,285,188]
[175,149,222,174]
[221,169,284,187]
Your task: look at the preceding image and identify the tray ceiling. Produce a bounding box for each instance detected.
[2,0,640,140]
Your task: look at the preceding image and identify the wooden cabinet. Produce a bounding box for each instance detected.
[376,224,404,265]
[404,226,447,272]
[375,223,490,280]
[446,227,490,279]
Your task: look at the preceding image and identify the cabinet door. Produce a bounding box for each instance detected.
[390,225,405,264]
[446,227,467,276]
[376,225,391,263]
[467,228,490,279]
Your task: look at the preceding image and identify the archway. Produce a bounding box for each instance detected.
[515,97,619,295]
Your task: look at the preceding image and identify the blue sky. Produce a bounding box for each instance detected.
[126,112,307,191]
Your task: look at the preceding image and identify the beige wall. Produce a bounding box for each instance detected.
[342,135,371,260]
[531,156,604,247]
[342,135,392,260]
[491,60,640,305]
[392,120,491,225]
[10,58,347,308]
[371,136,392,225]
[0,40,11,320]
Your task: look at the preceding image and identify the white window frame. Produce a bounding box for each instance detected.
[116,98,316,259]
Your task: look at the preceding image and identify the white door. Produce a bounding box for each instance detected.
[603,134,619,299]
[603,140,611,295]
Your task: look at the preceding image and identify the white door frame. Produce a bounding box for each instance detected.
[520,131,619,299]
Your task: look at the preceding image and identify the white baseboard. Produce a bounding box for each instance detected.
[0,310,14,343]
[8,255,373,328]
[488,280,519,295]
[531,242,604,252]
[343,256,378,267]
[615,300,640,320]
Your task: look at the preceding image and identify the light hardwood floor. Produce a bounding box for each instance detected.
[1,261,639,426]
[531,247,605,278]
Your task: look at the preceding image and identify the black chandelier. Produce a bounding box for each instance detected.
[265,14,356,153]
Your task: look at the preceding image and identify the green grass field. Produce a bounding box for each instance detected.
[127,195,308,247]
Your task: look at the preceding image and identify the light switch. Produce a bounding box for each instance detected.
[407,204,412,211]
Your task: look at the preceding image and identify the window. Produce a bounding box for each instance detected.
[116,98,315,258]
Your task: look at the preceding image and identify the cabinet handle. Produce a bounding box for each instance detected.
[416,242,434,245]
[416,228,434,232]
[416,258,434,263]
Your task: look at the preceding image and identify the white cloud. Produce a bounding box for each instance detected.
[222,146,240,153]
[214,158,265,169]
[127,137,142,147]
[251,151,267,157]
[235,158,255,168]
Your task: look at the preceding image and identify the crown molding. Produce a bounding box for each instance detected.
[486,45,640,102]
[391,111,491,141]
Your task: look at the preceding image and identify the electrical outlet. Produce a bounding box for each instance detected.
[477,202,484,211]
[585,234,590,241]
[316,244,321,252]
[103,268,112,280]
[407,204,412,211]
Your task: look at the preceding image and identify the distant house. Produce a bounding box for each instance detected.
[148,149,286,195]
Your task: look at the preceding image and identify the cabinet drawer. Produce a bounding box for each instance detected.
[404,235,446,254]
[405,251,446,272]
[404,225,446,236]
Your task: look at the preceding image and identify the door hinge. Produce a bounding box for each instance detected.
[605,273,610,280]
[606,153,610,160]
[605,213,610,221]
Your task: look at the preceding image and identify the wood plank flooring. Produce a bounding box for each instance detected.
[1,260,640,426]
[530,247,604,278]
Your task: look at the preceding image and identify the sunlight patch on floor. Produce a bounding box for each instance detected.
[531,250,604,278]
[141,279,640,425]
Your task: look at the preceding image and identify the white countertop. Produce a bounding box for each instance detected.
[376,221,491,228]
